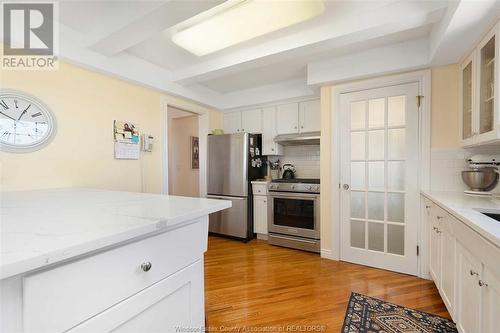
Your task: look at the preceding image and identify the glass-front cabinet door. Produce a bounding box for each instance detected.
[460,55,474,145]
[459,23,499,147]
[478,32,496,137]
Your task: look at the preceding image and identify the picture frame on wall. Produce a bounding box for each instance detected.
[191,136,199,169]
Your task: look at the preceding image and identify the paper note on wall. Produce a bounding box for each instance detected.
[114,142,140,160]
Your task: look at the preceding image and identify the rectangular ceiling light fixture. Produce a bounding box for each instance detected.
[172,0,325,56]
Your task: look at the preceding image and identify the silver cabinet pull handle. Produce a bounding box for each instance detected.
[470,270,479,276]
[141,262,152,272]
[479,280,488,287]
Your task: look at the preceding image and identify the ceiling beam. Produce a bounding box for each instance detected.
[170,4,446,86]
[307,38,429,86]
[89,1,224,57]
[429,0,500,65]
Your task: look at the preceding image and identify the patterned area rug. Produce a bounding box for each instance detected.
[342,292,457,333]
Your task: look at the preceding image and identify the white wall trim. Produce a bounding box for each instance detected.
[161,97,210,197]
[329,69,432,278]
[320,249,335,260]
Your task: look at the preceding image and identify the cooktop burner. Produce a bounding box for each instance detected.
[272,178,320,184]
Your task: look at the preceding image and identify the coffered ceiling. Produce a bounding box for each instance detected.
[55,0,500,110]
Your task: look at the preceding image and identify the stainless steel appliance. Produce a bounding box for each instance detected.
[462,154,500,196]
[207,133,266,241]
[268,178,320,253]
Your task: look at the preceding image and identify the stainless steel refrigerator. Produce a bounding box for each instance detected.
[207,133,266,241]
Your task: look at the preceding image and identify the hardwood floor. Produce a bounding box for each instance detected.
[205,236,450,332]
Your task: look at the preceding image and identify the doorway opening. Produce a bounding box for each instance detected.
[167,107,200,197]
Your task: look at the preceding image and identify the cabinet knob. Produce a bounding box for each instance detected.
[343,184,350,190]
[237,129,240,132]
[294,126,297,129]
[301,126,304,129]
[271,148,275,151]
[478,280,488,287]
[425,205,431,209]
[470,269,479,276]
[264,200,267,203]
[242,129,245,132]
[141,262,152,272]
[436,216,445,220]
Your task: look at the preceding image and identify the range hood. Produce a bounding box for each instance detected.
[274,131,321,146]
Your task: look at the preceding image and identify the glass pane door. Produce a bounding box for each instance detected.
[462,61,473,139]
[340,82,419,275]
[349,96,406,256]
[479,35,495,134]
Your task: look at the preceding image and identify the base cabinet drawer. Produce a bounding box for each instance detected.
[23,219,208,332]
[69,260,204,333]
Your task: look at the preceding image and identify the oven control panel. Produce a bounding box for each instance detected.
[268,183,320,194]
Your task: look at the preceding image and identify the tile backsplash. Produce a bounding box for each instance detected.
[431,147,500,193]
[268,145,320,179]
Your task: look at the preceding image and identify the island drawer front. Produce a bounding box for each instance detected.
[23,217,208,333]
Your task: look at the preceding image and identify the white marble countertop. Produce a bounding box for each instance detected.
[251,180,270,184]
[421,191,500,248]
[0,188,231,279]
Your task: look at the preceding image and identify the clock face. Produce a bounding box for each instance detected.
[0,91,56,152]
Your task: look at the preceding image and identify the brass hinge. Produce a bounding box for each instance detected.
[417,245,420,256]
[416,95,424,108]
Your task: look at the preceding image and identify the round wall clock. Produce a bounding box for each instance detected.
[0,90,56,153]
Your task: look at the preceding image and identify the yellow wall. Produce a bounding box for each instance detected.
[431,64,460,148]
[1,62,221,192]
[319,65,460,253]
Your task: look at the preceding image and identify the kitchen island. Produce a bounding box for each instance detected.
[1,188,231,332]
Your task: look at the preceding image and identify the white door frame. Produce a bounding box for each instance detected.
[329,70,431,278]
[161,96,211,197]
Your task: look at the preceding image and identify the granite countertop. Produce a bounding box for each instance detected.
[421,191,500,248]
[0,188,231,279]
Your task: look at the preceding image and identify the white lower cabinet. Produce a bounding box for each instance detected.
[69,260,204,333]
[481,266,500,333]
[440,216,456,316]
[456,243,481,333]
[253,195,268,236]
[424,195,500,333]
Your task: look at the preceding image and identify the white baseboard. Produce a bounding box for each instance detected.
[320,249,338,260]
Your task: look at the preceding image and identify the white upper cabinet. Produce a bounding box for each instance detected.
[299,99,321,133]
[460,53,475,146]
[223,112,242,134]
[241,109,262,133]
[460,22,500,147]
[276,103,300,135]
[262,107,283,155]
[223,109,262,134]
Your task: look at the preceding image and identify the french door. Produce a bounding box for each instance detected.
[340,82,420,275]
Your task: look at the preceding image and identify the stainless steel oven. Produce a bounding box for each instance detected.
[267,179,320,253]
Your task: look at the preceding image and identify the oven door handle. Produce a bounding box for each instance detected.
[269,193,318,200]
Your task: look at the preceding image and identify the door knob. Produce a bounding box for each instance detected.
[343,184,350,190]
